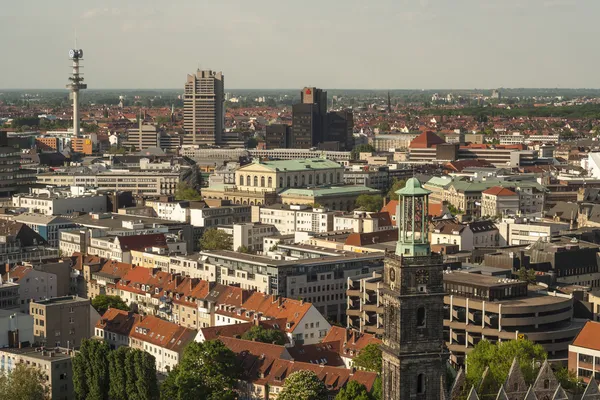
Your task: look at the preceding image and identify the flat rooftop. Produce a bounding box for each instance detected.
[33,296,88,305]
[0,347,73,362]
[443,271,525,289]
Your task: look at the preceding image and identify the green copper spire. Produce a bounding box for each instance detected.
[395,177,431,257]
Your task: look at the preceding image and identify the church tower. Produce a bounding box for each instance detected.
[381,178,449,399]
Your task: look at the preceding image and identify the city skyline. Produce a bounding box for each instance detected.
[2,0,600,90]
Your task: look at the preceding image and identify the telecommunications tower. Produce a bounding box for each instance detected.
[66,48,86,137]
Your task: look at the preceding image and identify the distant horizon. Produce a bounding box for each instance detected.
[3,87,600,92]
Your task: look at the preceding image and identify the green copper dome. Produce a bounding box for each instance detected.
[395,177,431,197]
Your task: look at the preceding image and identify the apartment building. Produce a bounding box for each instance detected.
[481,186,520,217]
[30,296,100,347]
[0,280,20,310]
[201,247,383,322]
[0,221,59,265]
[37,171,182,196]
[0,309,33,346]
[213,292,331,345]
[0,347,74,400]
[12,191,107,216]
[496,218,570,246]
[130,250,216,281]
[95,310,196,374]
[86,233,177,263]
[431,220,499,251]
[13,214,75,247]
[569,321,600,383]
[334,211,394,233]
[256,204,336,234]
[3,265,58,312]
[217,223,277,253]
[346,272,384,336]
[189,204,251,228]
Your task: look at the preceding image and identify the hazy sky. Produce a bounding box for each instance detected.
[1,0,599,89]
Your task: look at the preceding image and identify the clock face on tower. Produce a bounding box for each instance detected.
[416,269,429,285]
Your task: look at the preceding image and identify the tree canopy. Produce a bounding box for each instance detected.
[517,267,537,284]
[0,363,49,400]
[352,343,382,373]
[73,339,158,400]
[175,182,202,201]
[278,370,328,400]
[161,340,242,400]
[199,228,233,251]
[241,325,286,345]
[355,194,383,213]
[351,144,375,160]
[91,294,128,315]
[466,339,546,390]
[335,380,372,400]
[387,179,406,201]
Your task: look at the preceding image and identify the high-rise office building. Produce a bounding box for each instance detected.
[183,70,225,146]
[265,124,291,149]
[291,87,328,149]
[326,110,354,151]
[0,131,22,197]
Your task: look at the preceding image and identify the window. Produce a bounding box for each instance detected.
[417,374,425,394]
[268,177,272,188]
[261,176,265,187]
[543,379,550,389]
[417,307,426,328]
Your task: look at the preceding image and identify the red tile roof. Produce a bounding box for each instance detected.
[409,131,446,149]
[96,308,137,336]
[380,200,398,226]
[572,320,600,351]
[3,265,32,283]
[129,314,196,353]
[321,327,382,360]
[217,293,313,333]
[482,186,517,197]
[199,320,288,343]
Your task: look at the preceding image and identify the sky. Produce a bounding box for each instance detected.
[1,0,599,90]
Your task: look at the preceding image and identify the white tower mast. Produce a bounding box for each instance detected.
[67,48,87,137]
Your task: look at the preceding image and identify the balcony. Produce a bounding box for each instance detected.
[347,309,361,317]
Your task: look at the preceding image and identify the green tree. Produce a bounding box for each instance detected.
[387,179,406,201]
[278,370,328,400]
[554,366,583,393]
[241,325,286,345]
[517,267,536,284]
[466,339,546,391]
[164,340,242,400]
[0,363,49,400]
[351,144,375,160]
[159,365,180,400]
[199,228,233,251]
[355,195,383,213]
[175,182,202,201]
[72,339,110,400]
[237,245,251,254]
[92,294,128,315]
[134,349,159,400]
[370,376,382,400]
[335,380,372,400]
[124,348,137,400]
[352,343,382,373]
[108,347,129,400]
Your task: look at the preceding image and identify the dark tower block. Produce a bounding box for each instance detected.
[381,178,449,399]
